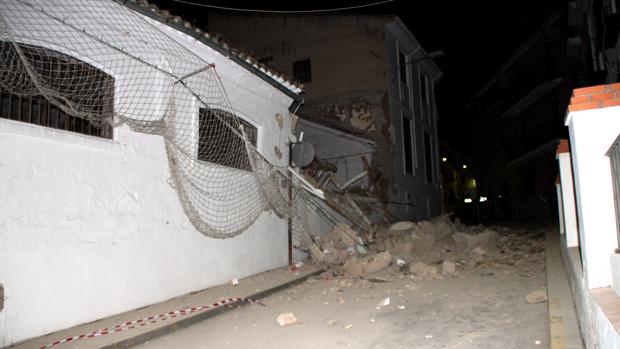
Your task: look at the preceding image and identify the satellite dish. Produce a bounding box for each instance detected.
[291,142,315,168]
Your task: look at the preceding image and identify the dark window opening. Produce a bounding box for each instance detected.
[398,51,407,84]
[293,59,311,83]
[402,115,413,174]
[258,56,276,69]
[0,42,114,139]
[424,132,433,183]
[420,72,429,104]
[198,108,257,171]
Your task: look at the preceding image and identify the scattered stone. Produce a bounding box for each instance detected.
[343,251,392,277]
[230,278,239,286]
[344,324,353,330]
[397,305,406,309]
[326,320,338,326]
[377,297,390,307]
[478,269,494,277]
[409,262,441,280]
[276,312,299,326]
[526,289,548,304]
[441,261,457,276]
[388,221,415,231]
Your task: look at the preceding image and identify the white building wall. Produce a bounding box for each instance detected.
[0,1,296,346]
[557,152,579,247]
[566,105,620,289]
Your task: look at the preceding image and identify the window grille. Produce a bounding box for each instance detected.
[0,42,113,139]
[198,108,257,171]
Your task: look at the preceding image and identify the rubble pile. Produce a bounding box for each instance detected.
[305,214,545,281]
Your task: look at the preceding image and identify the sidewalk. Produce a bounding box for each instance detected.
[8,265,322,349]
[546,229,585,349]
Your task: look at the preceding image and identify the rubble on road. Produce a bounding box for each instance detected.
[303,212,546,282]
[296,156,545,282]
[526,289,548,304]
[276,312,299,326]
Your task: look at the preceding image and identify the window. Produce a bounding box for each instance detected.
[402,114,413,175]
[0,42,114,139]
[424,132,434,183]
[419,73,428,104]
[419,71,431,119]
[198,108,257,171]
[398,50,410,106]
[292,59,311,83]
[258,56,276,69]
[398,51,407,85]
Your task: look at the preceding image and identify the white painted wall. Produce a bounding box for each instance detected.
[566,106,620,289]
[561,243,620,349]
[0,0,297,346]
[557,152,579,248]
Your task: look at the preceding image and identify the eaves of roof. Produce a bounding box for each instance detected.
[117,0,304,104]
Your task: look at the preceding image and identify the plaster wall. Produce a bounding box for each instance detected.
[0,0,296,345]
[566,106,620,289]
[557,152,579,247]
[384,23,442,221]
[562,244,620,349]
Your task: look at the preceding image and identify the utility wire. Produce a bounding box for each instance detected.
[171,0,394,13]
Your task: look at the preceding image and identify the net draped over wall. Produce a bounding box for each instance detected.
[0,0,335,239]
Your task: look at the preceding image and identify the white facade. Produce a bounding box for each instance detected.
[0,0,298,346]
[557,151,579,248]
[565,105,620,289]
[556,85,620,348]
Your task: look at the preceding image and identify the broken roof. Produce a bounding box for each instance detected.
[120,0,303,102]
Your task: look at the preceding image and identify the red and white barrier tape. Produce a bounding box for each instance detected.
[39,297,263,349]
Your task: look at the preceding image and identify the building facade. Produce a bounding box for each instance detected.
[209,14,443,221]
[0,0,301,345]
[470,1,619,223]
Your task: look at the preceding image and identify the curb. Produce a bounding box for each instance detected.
[98,268,324,349]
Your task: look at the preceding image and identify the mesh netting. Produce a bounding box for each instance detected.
[0,0,350,240]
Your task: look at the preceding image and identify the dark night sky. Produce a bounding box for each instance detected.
[148,0,566,154]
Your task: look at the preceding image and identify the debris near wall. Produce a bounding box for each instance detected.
[305,214,546,282]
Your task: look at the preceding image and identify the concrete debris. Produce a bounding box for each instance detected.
[409,262,442,280]
[441,261,457,276]
[388,221,415,231]
[276,312,299,326]
[343,251,392,277]
[304,210,546,283]
[377,297,390,307]
[526,289,548,304]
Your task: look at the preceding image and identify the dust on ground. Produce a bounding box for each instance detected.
[136,217,549,349]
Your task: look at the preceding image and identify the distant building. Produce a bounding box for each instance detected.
[469,2,619,222]
[209,14,443,221]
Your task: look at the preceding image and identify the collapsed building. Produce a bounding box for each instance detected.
[209,14,444,224]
